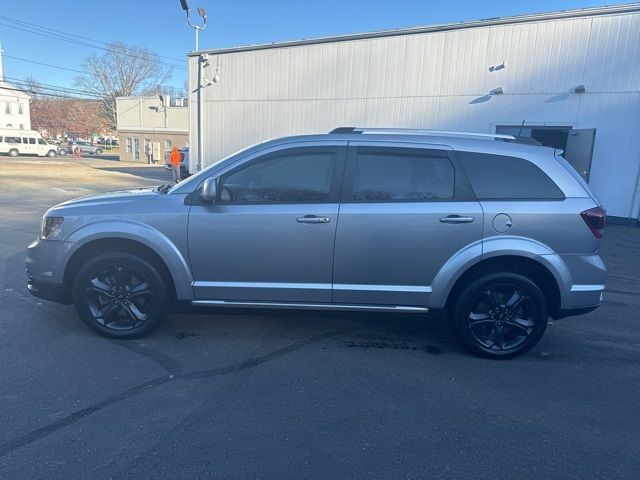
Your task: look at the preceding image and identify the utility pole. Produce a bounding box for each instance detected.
[179,0,209,172]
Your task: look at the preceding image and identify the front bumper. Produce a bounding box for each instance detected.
[27,276,71,304]
[26,238,74,305]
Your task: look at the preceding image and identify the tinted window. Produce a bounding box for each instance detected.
[351,147,454,201]
[5,137,21,143]
[22,138,28,144]
[38,139,46,145]
[29,138,36,145]
[457,152,564,200]
[220,148,337,203]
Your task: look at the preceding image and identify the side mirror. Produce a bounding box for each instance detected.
[200,177,218,203]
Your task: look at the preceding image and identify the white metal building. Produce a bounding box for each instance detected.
[188,3,640,222]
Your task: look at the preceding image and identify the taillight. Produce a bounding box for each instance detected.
[581,207,606,239]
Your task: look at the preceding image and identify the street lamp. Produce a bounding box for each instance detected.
[180,0,207,51]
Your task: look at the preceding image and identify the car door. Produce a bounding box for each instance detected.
[332,141,483,307]
[188,142,347,303]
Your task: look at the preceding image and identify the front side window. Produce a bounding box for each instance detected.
[456,152,564,200]
[350,147,455,201]
[38,139,46,145]
[29,138,36,145]
[219,147,338,203]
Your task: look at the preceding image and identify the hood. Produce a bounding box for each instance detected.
[54,187,159,208]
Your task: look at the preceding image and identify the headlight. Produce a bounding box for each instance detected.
[40,216,64,240]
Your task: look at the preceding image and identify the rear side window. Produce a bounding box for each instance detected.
[456,152,564,200]
[350,147,455,201]
[5,137,21,143]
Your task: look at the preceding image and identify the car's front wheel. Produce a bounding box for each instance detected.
[47,149,57,157]
[450,272,548,359]
[72,252,170,338]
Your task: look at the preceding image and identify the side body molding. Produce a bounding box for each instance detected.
[429,236,572,309]
[63,220,194,300]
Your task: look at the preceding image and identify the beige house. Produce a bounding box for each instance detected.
[0,47,31,130]
[116,95,188,163]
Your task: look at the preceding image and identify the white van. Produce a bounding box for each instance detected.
[0,129,59,157]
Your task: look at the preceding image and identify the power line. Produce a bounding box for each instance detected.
[0,17,187,70]
[4,76,102,99]
[2,54,86,75]
[0,14,186,63]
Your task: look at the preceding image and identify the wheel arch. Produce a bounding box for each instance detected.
[430,237,571,315]
[62,223,193,300]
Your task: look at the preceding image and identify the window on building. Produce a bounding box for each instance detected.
[126,137,132,153]
[19,124,24,130]
[164,139,172,151]
[350,147,455,201]
[456,152,564,200]
[133,138,140,161]
[144,138,151,155]
[220,147,338,203]
[5,103,11,115]
[18,104,23,115]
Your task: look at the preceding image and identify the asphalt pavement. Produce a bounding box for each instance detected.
[0,156,639,479]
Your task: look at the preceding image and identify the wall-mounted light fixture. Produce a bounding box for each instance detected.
[490,87,504,95]
[574,84,586,94]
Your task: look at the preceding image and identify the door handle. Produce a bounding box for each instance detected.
[440,215,475,224]
[297,215,331,224]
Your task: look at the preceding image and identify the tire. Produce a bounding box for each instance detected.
[8,149,18,157]
[72,252,170,339]
[47,150,57,158]
[450,272,548,359]
[94,148,103,155]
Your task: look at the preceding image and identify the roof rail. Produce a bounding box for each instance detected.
[329,127,516,141]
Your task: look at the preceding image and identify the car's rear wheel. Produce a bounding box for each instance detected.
[450,272,548,359]
[72,252,170,338]
[8,149,18,157]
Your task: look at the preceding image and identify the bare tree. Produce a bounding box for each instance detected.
[21,76,43,98]
[74,42,172,129]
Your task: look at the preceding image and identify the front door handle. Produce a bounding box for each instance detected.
[440,215,475,224]
[297,215,331,224]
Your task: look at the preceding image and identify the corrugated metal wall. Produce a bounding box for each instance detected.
[189,10,640,218]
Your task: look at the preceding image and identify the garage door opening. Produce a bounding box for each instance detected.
[496,125,596,182]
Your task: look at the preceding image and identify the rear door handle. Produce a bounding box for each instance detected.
[297,215,331,224]
[440,215,475,224]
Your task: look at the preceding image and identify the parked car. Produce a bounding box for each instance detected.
[0,129,59,157]
[67,141,103,155]
[164,147,190,179]
[48,141,67,156]
[26,128,607,358]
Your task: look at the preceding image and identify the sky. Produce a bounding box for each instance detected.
[0,0,624,95]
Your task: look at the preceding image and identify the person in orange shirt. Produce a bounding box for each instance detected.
[170,145,182,183]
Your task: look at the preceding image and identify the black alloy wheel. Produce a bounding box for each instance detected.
[73,252,170,338]
[451,272,548,358]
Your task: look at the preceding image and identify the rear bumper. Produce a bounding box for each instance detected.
[555,304,601,320]
[559,254,607,310]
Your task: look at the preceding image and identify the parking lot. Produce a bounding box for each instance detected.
[1,155,639,479]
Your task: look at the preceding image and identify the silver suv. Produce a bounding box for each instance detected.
[26,128,607,358]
